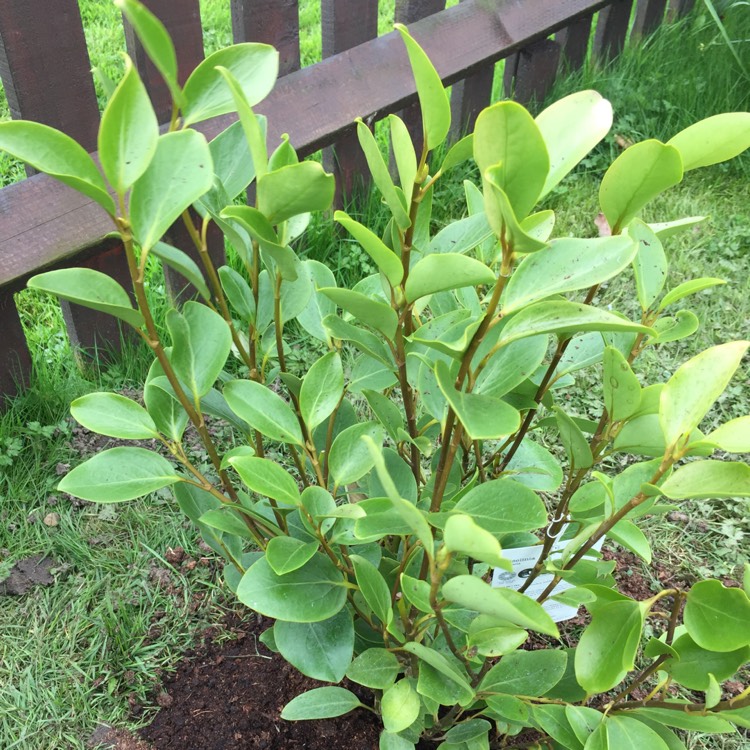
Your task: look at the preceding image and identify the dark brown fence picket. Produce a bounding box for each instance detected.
[669,0,696,18]
[594,0,634,60]
[232,0,301,76]
[632,0,668,39]
[504,38,562,106]
[557,13,594,70]
[321,0,379,205]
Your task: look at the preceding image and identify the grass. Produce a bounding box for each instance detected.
[1,2,750,749]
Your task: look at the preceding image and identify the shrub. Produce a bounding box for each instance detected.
[2,1,750,747]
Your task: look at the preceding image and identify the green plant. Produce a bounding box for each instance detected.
[2,2,750,747]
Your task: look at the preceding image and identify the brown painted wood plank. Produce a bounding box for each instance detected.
[124,0,205,124]
[0,0,99,150]
[321,0,379,204]
[632,0,668,39]
[557,13,594,70]
[0,284,32,406]
[0,0,612,290]
[231,0,300,76]
[668,0,696,18]
[594,0,634,60]
[507,38,562,106]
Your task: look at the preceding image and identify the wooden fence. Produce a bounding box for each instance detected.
[0,0,696,404]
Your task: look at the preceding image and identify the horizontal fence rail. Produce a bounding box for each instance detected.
[0,0,696,403]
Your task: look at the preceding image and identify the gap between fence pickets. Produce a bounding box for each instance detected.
[0,0,612,288]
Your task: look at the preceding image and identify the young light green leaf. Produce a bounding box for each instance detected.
[70,392,158,440]
[208,118,263,199]
[299,352,344,432]
[275,609,353,683]
[440,134,474,174]
[329,422,385,486]
[536,90,613,198]
[58,447,180,502]
[351,554,393,625]
[115,0,182,107]
[405,253,495,303]
[218,265,255,322]
[389,114,417,194]
[443,514,511,570]
[166,301,231,399]
[335,211,404,286]
[684,580,750,653]
[346,648,401,690]
[223,380,304,446]
[705,416,750,453]
[258,161,335,224]
[0,121,115,214]
[501,235,637,314]
[320,288,398,340]
[473,100,549,219]
[603,346,641,422]
[130,130,213,251]
[238,554,347,623]
[659,460,750,500]
[281,686,362,720]
[628,218,667,311]
[182,43,278,126]
[599,140,683,233]
[27,268,144,328]
[434,360,520,440]
[658,278,726,311]
[660,341,749,450]
[229,455,301,505]
[98,54,158,194]
[382,679,421,733]
[357,119,411,230]
[668,112,750,170]
[298,261,337,344]
[152,242,211,301]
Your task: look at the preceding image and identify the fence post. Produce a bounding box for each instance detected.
[0,0,133,371]
[395,0,447,156]
[632,0,668,40]
[0,285,33,405]
[504,38,561,107]
[557,13,594,71]
[321,0,379,207]
[125,0,225,302]
[593,0,634,61]
[231,0,301,76]
[668,0,696,18]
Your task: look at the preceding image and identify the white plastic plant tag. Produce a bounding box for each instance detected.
[491,525,605,622]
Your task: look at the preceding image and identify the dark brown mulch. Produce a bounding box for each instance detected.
[136,615,384,750]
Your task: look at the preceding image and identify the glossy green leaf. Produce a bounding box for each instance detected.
[628,218,667,311]
[429,212,493,256]
[502,235,636,314]
[351,554,393,625]
[403,642,474,703]
[258,161,335,224]
[182,43,278,125]
[668,113,750,170]
[684,580,750,653]
[237,554,346,622]
[536,90,613,198]
[597,716,671,750]
[199,508,252,538]
[379,731,415,750]
[298,261,337,343]
[130,130,213,251]
[441,134,474,173]
[554,406,594,469]
[224,379,304,446]
[70,392,158,440]
[300,352,344,431]
[58,447,180,502]
[627,707,734,734]
[666,633,750,690]
[153,242,211,301]
[218,265,255,322]
[705,416,750,453]
[660,341,749,449]
[144,362,188,442]
[165,301,231,398]
[281,686,362,720]
[474,333,548,399]
[531,704,582,749]
[357,119,411,230]
[443,719,492,745]
[575,600,645,693]
[395,25,450,151]
[658,277,726,311]
[115,0,182,107]
[275,609,353,683]
[468,622,527,658]
[389,114,417,193]
[599,140,683,232]
[405,253,495,303]
[443,514,511,570]
[229,455,301,505]
[0,121,114,214]
[346,648,401,689]
[502,438,564,492]
[382,679,421,733]
[609,520,651,563]
[480,649,567,696]
[98,55,158,194]
[335,211,404,286]
[473,100,549,219]
[434,360,520,441]
[363,389,405,442]
[329,422,385,487]
[27,269,143,328]
[208,118,261,199]
[320,288,398,340]
[442,575,558,637]
[603,346,641,422]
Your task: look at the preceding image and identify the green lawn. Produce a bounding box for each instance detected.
[1,3,749,749]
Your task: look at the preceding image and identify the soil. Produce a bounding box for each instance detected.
[0,553,57,595]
